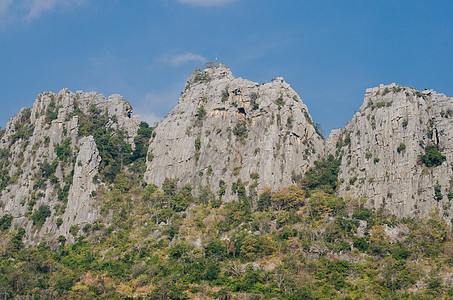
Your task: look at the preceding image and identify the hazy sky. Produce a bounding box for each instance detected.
[1,0,452,134]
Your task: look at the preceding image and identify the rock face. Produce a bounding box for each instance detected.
[330,84,453,218]
[0,89,139,244]
[2,65,453,244]
[145,64,324,201]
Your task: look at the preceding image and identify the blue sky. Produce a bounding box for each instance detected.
[1,0,452,134]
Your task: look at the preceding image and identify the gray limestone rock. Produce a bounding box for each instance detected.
[2,66,453,246]
[329,83,453,218]
[0,89,139,244]
[145,64,324,201]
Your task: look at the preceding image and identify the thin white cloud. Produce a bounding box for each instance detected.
[0,0,85,24]
[27,0,84,21]
[178,0,238,6]
[137,111,162,126]
[136,81,185,126]
[171,52,206,66]
[156,52,206,66]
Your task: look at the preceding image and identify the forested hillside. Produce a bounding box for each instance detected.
[0,155,452,299]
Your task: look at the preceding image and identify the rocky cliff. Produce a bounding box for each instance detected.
[330,83,453,218]
[0,89,140,244]
[145,64,324,202]
[1,65,453,245]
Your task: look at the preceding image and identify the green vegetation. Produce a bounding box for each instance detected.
[0,172,451,299]
[233,120,248,141]
[31,204,51,228]
[419,144,446,167]
[435,184,443,201]
[314,122,324,138]
[130,121,153,175]
[250,92,259,110]
[10,108,34,145]
[221,87,229,102]
[292,154,341,194]
[55,138,72,162]
[376,101,386,108]
[193,71,211,83]
[197,105,206,120]
[46,100,61,123]
[397,142,406,153]
[275,97,285,109]
[0,213,13,230]
[402,118,408,128]
[194,137,201,151]
[75,105,154,182]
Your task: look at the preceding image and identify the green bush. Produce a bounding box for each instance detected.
[434,185,443,201]
[275,97,285,109]
[233,121,247,138]
[419,145,446,167]
[293,154,341,193]
[131,121,153,167]
[55,138,72,162]
[0,214,13,230]
[194,137,201,151]
[250,92,259,110]
[221,88,229,102]
[205,240,226,258]
[31,205,51,227]
[69,224,80,236]
[397,143,406,153]
[197,105,206,120]
[402,119,408,128]
[352,207,372,220]
[46,101,60,123]
[354,237,369,252]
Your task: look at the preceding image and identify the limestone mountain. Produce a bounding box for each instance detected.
[145,64,324,202]
[1,64,453,246]
[0,89,140,244]
[329,84,453,218]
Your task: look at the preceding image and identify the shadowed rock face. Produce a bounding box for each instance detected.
[0,89,139,244]
[329,84,453,218]
[145,64,324,201]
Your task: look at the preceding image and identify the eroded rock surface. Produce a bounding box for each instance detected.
[145,64,324,200]
[0,89,139,244]
[329,84,453,218]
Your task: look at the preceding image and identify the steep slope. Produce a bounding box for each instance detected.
[145,63,324,201]
[330,84,453,218]
[0,89,140,244]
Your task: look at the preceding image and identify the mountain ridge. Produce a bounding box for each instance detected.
[1,64,452,245]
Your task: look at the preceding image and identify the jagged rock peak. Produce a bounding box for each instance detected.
[329,83,453,218]
[0,89,140,244]
[145,66,324,200]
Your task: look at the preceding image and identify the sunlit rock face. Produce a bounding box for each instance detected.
[145,64,324,201]
[0,89,139,244]
[329,84,453,218]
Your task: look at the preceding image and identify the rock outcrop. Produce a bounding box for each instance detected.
[0,89,139,244]
[2,65,453,245]
[330,84,453,218]
[145,64,324,201]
